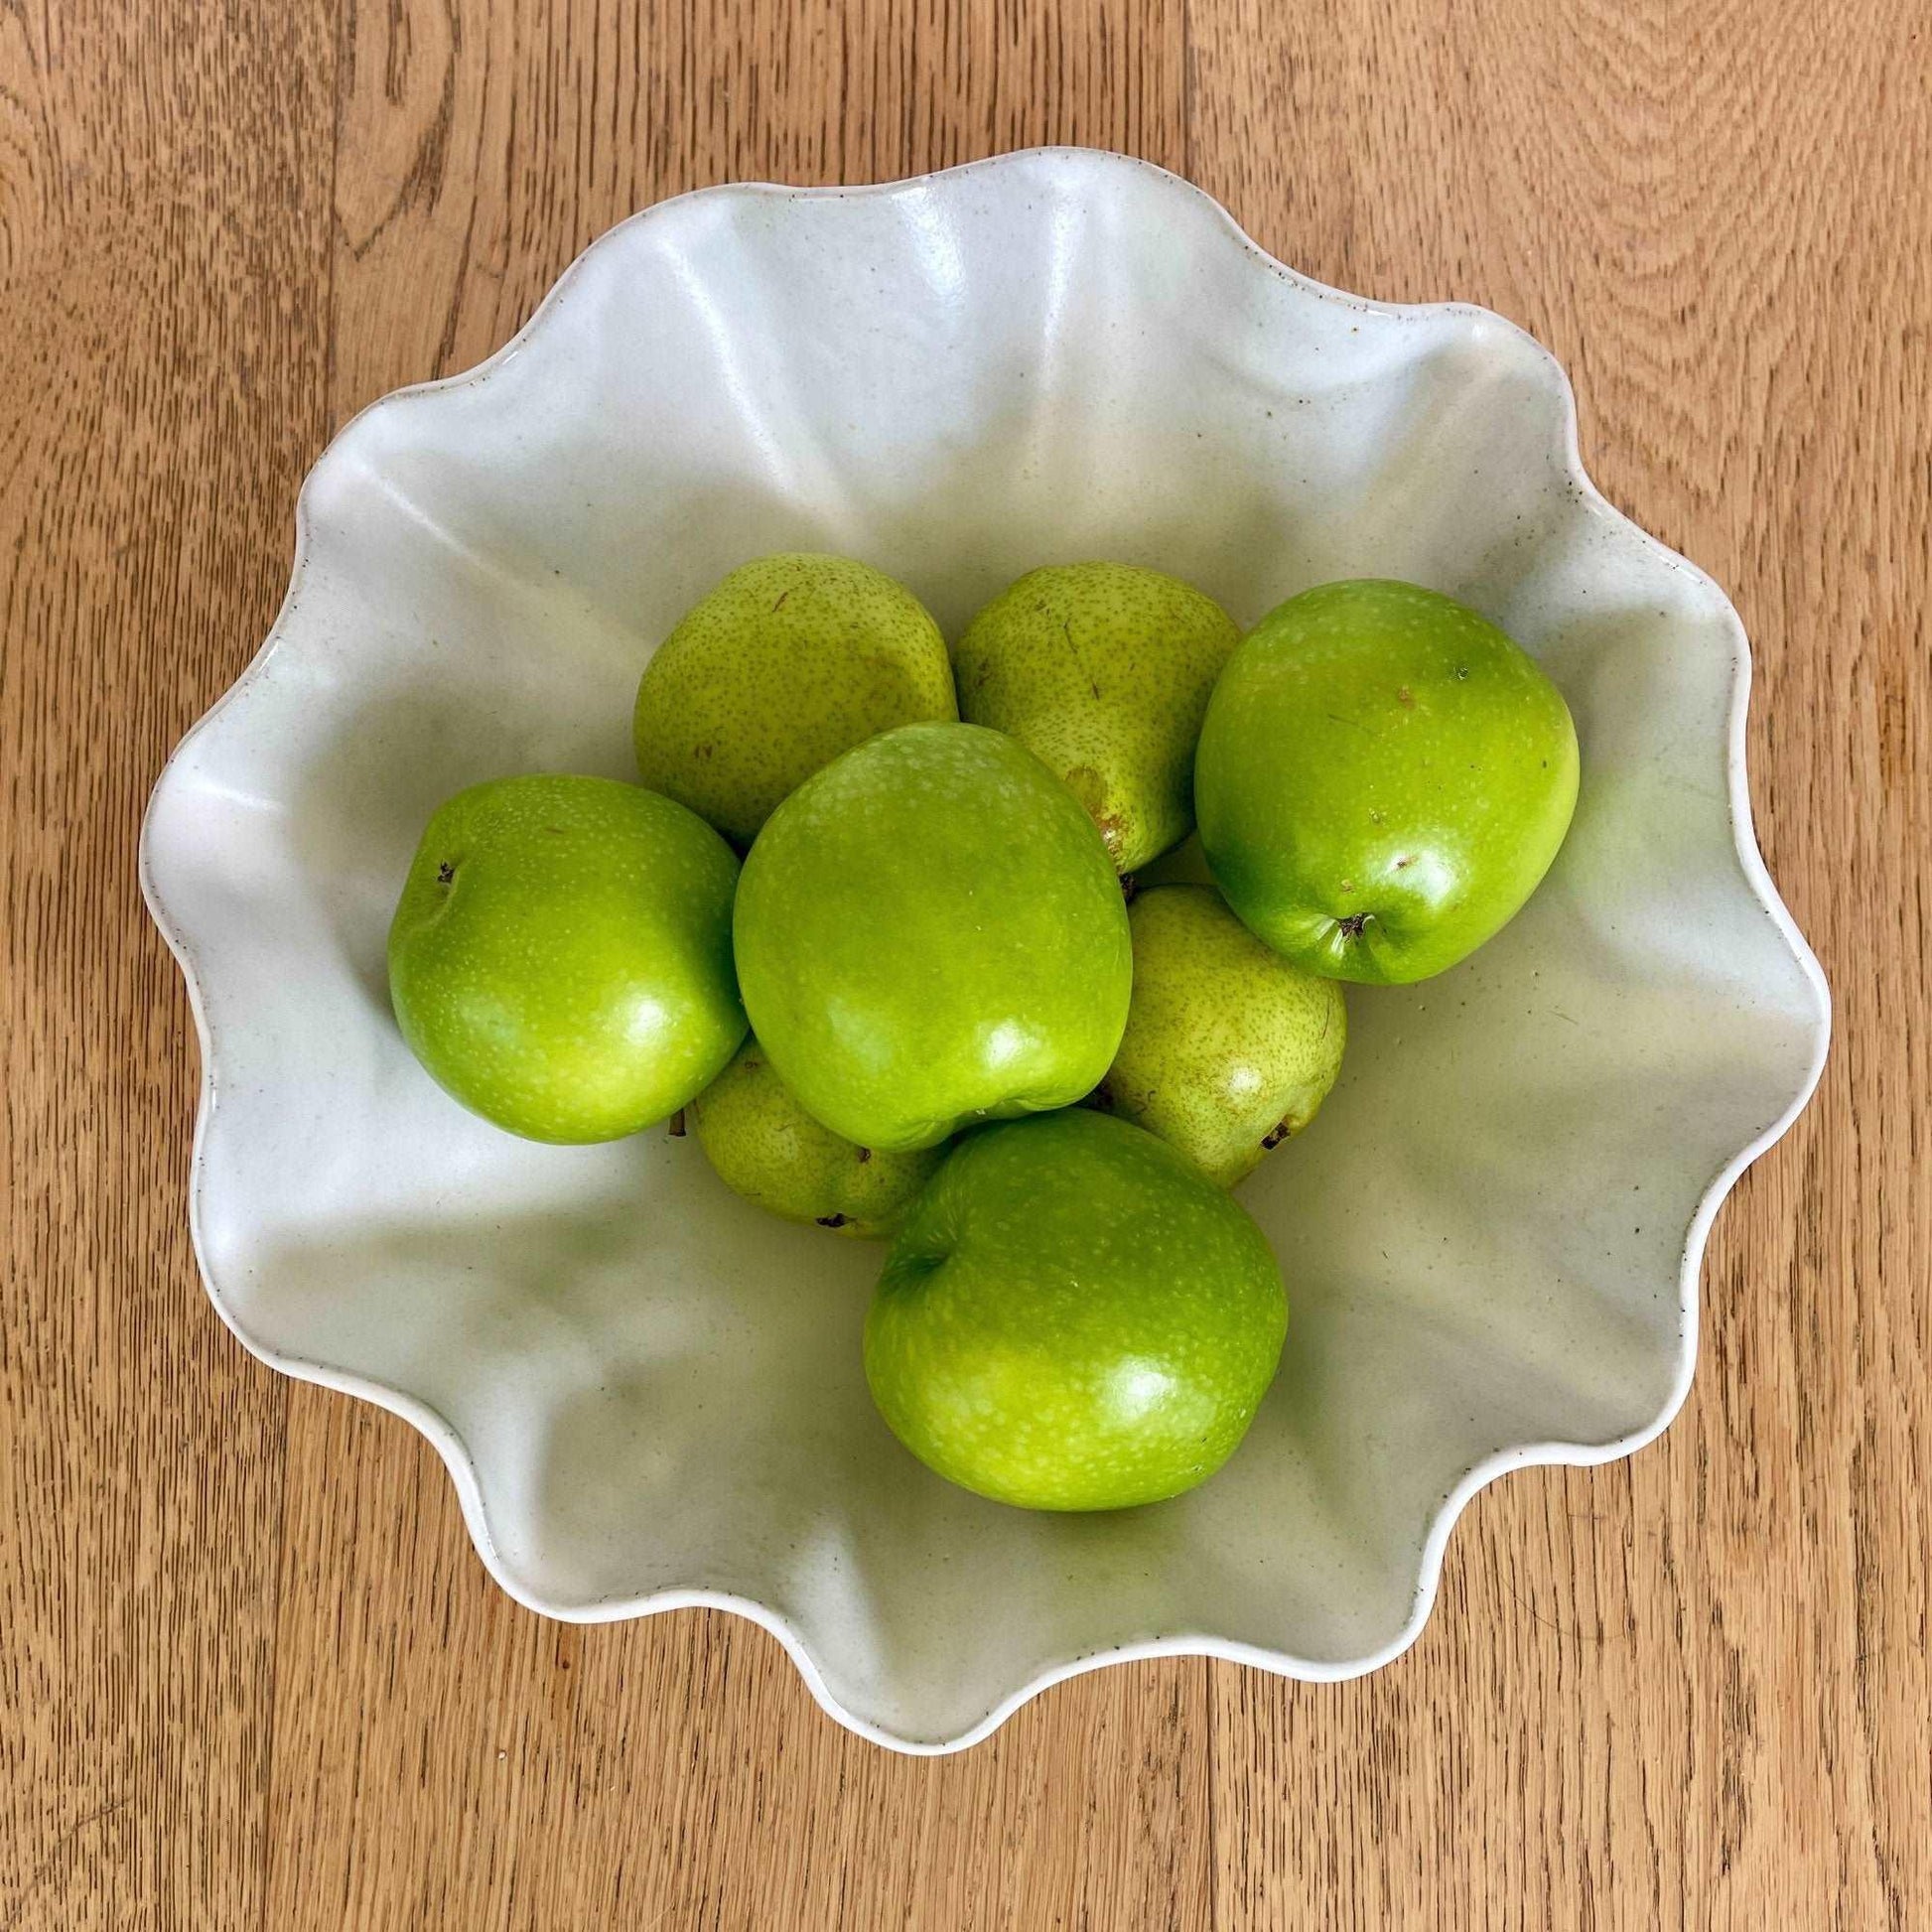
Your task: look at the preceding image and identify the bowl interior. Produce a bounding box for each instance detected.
[145,152,1826,1748]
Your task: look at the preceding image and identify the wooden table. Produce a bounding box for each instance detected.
[4,1,1926,1924]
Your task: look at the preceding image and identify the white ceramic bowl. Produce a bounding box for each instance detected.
[142,148,1829,1752]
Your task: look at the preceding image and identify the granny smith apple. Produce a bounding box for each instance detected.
[733,722,1132,1152]
[865,1109,1287,1510]
[388,774,744,1142]
[1194,579,1580,984]
[690,1035,945,1238]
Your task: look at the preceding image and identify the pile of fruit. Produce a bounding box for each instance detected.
[389,559,1580,1511]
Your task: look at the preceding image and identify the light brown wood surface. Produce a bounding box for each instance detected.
[2,0,1925,1924]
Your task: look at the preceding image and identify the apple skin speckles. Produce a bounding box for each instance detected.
[865,1110,1286,1511]
[1195,579,1579,985]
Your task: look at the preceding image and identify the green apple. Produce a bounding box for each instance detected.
[1096,884,1346,1187]
[690,1035,945,1237]
[1195,579,1580,984]
[952,562,1240,873]
[865,1109,1287,1510]
[733,722,1131,1152]
[632,552,956,846]
[388,774,744,1142]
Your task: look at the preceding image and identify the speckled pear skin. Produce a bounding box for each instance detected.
[387,775,744,1143]
[952,563,1241,873]
[865,1109,1287,1511]
[733,722,1133,1153]
[1097,884,1346,1188]
[690,1035,945,1239]
[632,552,957,846]
[1196,579,1580,985]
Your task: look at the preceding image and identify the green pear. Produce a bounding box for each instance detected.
[388,775,744,1143]
[865,1109,1287,1510]
[1096,884,1346,1187]
[633,553,957,846]
[1195,579,1580,984]
[690,1035,944,1238]
[734,722,1132,1152]
[952,562,1240,873]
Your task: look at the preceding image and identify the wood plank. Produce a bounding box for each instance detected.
[262,4,1199,1927]
[328,0,1188,420]
[0,2,338,1928]
[1189,0,1930,1924]
[264,1400,1211,1928]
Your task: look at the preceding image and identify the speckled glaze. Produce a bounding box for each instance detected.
[633,552,956,846]
[690,1035,944,1238]
[388,775,744,1142]
[953,562,1240,872]
[140,149,1829,1753]
[1197,579,1581,983]
[866,1110,1287,1510]
[734,722,1132,1151]
[1097,883,1347,1187]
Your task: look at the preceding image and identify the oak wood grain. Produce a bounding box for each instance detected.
[0,2,336,1927]
[1190,3,1930,1923]
[2,0,1926,1926]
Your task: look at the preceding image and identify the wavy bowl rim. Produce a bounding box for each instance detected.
[138,145,1832,1754]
